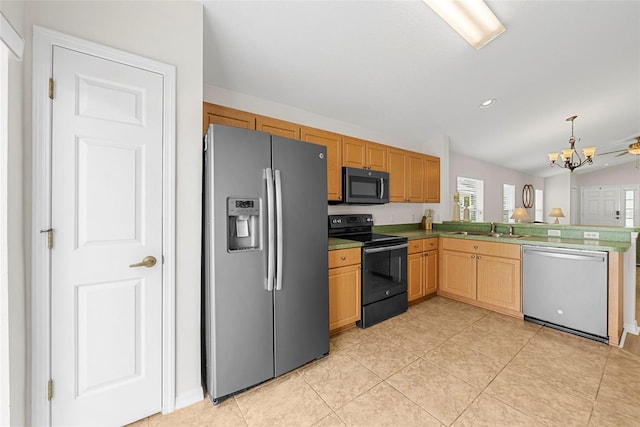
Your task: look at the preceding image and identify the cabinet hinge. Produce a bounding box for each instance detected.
[40,228,53,249]
[48,78,54,99]
[47,379,53,401]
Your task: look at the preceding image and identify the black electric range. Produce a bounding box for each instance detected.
[328,214,407,247]
[328,214,408,328]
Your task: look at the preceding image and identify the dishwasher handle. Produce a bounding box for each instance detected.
[523,247,606,263]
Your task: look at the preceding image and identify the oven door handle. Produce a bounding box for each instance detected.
[363,243,408,254]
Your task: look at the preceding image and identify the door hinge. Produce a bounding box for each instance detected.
[40,228,53,249]
[48,78,54,99]
[47,379,53,401]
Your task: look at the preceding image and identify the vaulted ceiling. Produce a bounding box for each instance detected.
[202,1,640,178]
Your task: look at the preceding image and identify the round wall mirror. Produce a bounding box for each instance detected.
[522,184,534,208]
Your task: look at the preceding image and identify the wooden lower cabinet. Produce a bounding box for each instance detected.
[328,248,361,333]
[407,238,439,303]
[439,238,521,317]
[476,255,521,313]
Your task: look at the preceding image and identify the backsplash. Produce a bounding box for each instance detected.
[327,203,444,225]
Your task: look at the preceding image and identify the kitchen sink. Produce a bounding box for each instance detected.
[446,231,530,239]
[445,231,487,236]
[486,233,531,239]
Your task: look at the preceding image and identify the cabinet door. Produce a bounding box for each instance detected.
[424,156,440,203]
[203,103,255,133]
[387,148,406,202]
[406,153,424,202]
[256,116,300,140]
[342,136,366,169]
[476,255,521,313]
[328,264,361,332]
[407,252,424,302]
[440,250,476,299]
[366,142,388,171]
[424,250,438,296]
[301,127,342,202]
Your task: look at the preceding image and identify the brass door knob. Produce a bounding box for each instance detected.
[129,256,157,268]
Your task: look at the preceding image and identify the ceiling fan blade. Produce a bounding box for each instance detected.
[598,149,626,156]
[615,151,629,157]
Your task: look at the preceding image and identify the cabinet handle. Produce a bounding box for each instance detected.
[473,245,478,250]
[340,256,346,260]
[471,255,475,259]
[477,255,481,259]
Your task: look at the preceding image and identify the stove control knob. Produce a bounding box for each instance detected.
[385,290,390,296]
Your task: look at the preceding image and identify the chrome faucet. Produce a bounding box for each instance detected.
[490,222,496,233]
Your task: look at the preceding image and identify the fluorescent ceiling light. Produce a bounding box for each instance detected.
[424,0,505,49]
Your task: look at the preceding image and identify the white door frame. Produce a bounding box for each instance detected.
[31,26,176,426]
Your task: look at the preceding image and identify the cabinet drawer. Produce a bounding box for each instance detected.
[329,247,361,268]
[407,240,424,254]
[423,238,438,251]
[441,238,520,259]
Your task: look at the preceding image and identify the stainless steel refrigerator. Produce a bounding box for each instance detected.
[202,124,329,403]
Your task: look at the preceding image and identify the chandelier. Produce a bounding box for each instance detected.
[548,115,596,172]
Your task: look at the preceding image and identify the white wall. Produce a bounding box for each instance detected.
[204,84,449,225]
[14,0,204,417]
[449,152,544,223]
[543,173,572,224]
[575,160,640,187]
[0,1,26,425]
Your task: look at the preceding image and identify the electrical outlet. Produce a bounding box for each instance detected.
[547,229,561,237]
[584,231,600,239]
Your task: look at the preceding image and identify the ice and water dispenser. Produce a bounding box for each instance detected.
[227,198,260,251]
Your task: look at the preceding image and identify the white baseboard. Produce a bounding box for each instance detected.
[624,320,640,335]
[170,386,204,413]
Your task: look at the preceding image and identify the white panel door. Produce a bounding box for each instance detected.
[50,46,163,426]
[581,186,624,226]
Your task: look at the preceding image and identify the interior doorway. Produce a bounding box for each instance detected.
[32,26,177,426]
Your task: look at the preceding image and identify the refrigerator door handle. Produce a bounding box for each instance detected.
[266,168,275,291]
[275,169,284,291]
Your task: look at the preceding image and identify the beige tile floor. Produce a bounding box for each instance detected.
[130,296,640,427]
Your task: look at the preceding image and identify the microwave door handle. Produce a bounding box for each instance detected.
[379,178,384,199]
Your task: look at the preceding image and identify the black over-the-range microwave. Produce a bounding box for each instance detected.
[338,167,389,204]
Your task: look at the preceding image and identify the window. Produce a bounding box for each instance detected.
[503,184,515,222]
[535,189,544,222]
[457,176,484,222]
[625,189,635,227]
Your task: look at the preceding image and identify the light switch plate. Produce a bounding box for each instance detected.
[547,229,561,237]
[584,231,600,239]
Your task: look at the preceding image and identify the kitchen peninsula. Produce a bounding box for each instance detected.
[329,221,637,347]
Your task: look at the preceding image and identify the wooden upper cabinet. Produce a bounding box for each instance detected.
[387,148,407,202]
[256,116,300,140]
[366,142,388,171]
[388,148,424,202]
[203,102,255,133]
[424,155,440,203]
[202,103,441,204]
[300,126,342,201]
[342,136,367,169]
[406,153,424,202]
[342,136,388,171]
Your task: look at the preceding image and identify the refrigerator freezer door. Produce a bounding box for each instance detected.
[204,125,275,400]
[272,136,329,376]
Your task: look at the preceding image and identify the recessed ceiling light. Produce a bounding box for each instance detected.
[479,99,496,109]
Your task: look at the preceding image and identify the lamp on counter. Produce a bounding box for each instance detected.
[510,207,530,223]
[548,208,565,224]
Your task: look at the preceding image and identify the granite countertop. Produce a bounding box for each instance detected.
[328,226,633,252]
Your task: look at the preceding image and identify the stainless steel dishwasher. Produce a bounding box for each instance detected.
[522,245,608,343]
